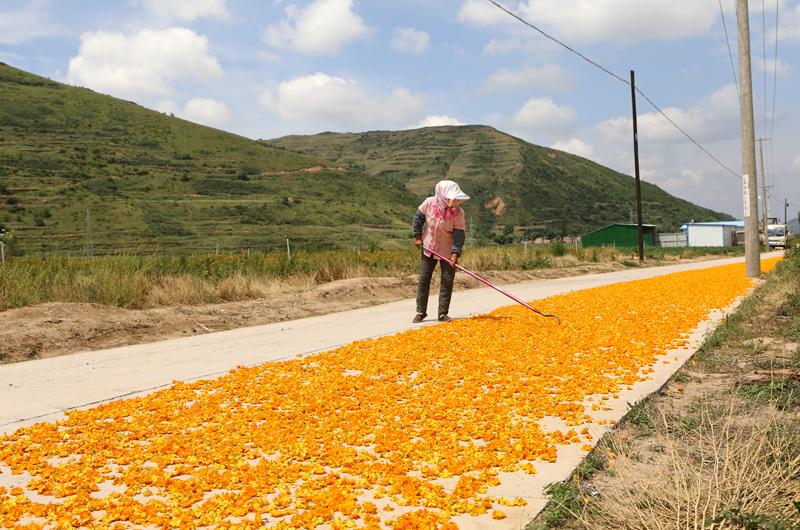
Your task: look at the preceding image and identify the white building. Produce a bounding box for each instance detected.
[681,221,744,247]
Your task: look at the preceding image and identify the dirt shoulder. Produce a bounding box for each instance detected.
[527,256,800,529]
[0,257,728,365]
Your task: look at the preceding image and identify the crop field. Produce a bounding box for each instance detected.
[0,258,779,528]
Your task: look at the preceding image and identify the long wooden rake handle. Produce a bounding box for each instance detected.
[423,246,561,324]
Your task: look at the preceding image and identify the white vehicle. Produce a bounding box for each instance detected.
[766,224,788,249]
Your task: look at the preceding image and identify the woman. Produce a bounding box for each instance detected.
[411,180,469,323]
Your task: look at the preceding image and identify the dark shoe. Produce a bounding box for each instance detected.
[438,315,452,322]
[412,313,426,323]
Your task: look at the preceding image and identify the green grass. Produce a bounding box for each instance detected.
[625,400,655,430]
[737,380,800,411]
[539,481,582,529]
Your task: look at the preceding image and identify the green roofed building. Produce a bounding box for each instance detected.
[580,223,656,248]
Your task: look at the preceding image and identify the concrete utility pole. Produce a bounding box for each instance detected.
[737,0,761,277]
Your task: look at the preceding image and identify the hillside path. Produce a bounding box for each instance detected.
[1,252,780,437]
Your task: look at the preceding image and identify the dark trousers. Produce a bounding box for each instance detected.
[416,252,456,318]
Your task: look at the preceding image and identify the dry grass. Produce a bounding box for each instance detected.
[581,403,800,529]
[144,274,320,306]
[145,274,215,306]
[0,246,742,311]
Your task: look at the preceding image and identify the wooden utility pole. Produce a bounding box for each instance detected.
[630,70,644,263]
[737,0,761,277]
[784,199,788,225]
[757,137,770,233]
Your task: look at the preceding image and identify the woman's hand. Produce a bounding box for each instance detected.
[450,253,459,265]
[415,238,423,249]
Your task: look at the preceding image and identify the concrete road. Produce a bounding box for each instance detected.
[0,253,777,435]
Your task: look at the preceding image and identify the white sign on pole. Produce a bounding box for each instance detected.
[742,174,751,218]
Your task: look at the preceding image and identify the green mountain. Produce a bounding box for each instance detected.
[0,63,419,255]
[266,126,734,239]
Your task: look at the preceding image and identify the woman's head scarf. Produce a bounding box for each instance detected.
[433,180,470,220]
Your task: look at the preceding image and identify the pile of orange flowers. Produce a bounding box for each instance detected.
[0,259,779,528]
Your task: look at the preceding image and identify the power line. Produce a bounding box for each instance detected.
[762,0,768,139]
[484,0,629,85]
[719,0,739,97]
[770,0,779,139]
[633,89,740,179]
[485,0,741,180]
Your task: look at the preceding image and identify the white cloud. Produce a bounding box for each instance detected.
[0,0,60,45]
[659,169,706,195]
[459,0,718,43]
[140,0,229,20]
[457,0,511,25]
[183,97,231,126]
[264,0,368,55]
[391,27,430,54]
[794,154,800,168]
[67,28,222,100]
[551,138,594,158]
[680,168,705,185]
[513,97,577,135]
[259,73,425,130]
[755,56,791,76]
[482,37,523,56]
[597,84,739,144]
[777,3,800,41]
[481,64,574,93]
[520,0,718,43]
[156,97,231,126]
[415,115,464,128]
[154,99,181,115]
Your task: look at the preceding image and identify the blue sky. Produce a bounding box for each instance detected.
[1,0,798,219]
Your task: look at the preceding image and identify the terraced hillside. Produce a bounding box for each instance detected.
[0,64,419,255]
[266,126,733,237]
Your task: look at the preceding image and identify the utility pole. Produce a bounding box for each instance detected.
[737,0,761,277]
[756,137,770,233]
[630,70,644,263]
[784,199,788,225]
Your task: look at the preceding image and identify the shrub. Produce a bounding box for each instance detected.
[550,242,566,257]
